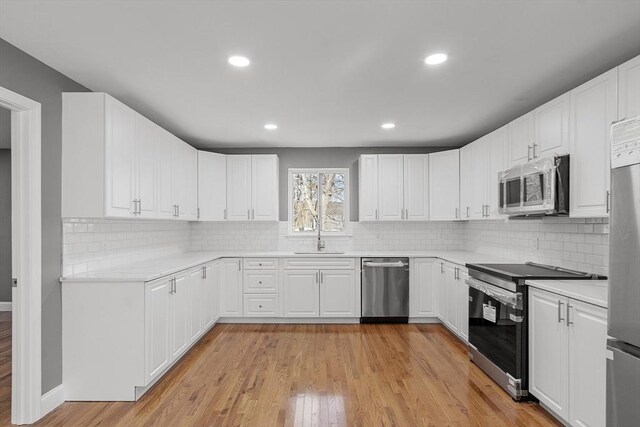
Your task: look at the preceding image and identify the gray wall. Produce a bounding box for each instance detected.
[208,147,451,221]
[0,109,9,149]
[0,148,10,302]
[0,38,90,393]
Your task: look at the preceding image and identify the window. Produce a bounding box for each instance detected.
[288,168,348,234]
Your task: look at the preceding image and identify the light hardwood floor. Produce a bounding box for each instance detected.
[2,323,561,426]
[0,312,10,425]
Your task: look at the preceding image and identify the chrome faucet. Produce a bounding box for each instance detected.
[317,227,325,252]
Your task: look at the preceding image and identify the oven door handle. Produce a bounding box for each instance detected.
[466,277,523,310]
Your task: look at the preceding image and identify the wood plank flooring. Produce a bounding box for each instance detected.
[0,312,11,426]
[2,323,561,426]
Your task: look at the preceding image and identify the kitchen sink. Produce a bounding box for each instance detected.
[293,251,346,255]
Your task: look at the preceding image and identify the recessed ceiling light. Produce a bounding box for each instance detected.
[425,53,448,65]
[264,123,278,130]
[228,56,250,67]
[381,123,396,130]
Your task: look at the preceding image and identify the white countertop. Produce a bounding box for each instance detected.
[61,250,515,283]
[526,279,609,308]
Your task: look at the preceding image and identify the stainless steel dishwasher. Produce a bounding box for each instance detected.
[361,258,410,323]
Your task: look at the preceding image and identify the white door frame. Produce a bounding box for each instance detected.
[0,86,43,425]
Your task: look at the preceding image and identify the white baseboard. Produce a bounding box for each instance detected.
[0,302,11,311]
[41,384,65,418]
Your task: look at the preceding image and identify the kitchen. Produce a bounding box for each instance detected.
[0,1,638,426]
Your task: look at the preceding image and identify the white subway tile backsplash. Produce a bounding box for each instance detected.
[63,216,609,277]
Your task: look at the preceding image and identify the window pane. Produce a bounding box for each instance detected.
[321,173,345,232]
[291,173,319,232]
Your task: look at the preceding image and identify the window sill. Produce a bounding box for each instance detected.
[285,233,353,239]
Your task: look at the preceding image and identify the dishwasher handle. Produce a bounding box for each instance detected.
[363,261,408,268]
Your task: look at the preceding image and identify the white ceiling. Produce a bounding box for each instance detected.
[1,0,639,148]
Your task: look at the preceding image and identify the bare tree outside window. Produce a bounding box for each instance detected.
[290,169,347,233]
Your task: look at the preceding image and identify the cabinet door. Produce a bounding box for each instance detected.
[429,149,460,221]
[568,300,607,427]
[461,140,487,220]
[156,128,175,219]
[457,269,469,342]
[443,264,458,332]
[170,273,189,360]
[251,155,279,221]
[187,268,203,343]
[283,270,319,317]
[411,258,437,317]
[319,270,356,317]
[202,264,216,330]
[403,155,429,221]
[433,261,445,320]
[570,69,617,218]
[528,289,569,420]
[220,259,243,316]
[485,126,507,219]
[378,154,404,221]
[358,155,379,221]
[618,55,640,120]
[105,96,136,218]
[226,155,252,221]
[508,111,535,166]
[534,93,570,158]
[144,278,171,384]
[135,115,157,218]
[172,141,197,221]
[197,151,227,221]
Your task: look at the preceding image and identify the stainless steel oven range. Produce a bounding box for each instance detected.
[464,262,604,401]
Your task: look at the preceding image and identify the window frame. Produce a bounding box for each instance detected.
[287,167,350,236]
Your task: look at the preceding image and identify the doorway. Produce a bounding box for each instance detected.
[0,86,42,425]
[0,106,12,422]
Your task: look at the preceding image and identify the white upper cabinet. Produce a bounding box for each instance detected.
[460,139,486,220]
[226,155,252,221]
[534,93,570,158]
[508,111,535,166]
[378,154,404,221]
[226,155,279,221]
[358,155,379,221]
[618,55,640,120]
[485,126,507,219]
[403,154,429,221]
[62,92,198,221]
[251,155,279,221]
[197,152,227,221]
[172,140,198,221]
[358,154,428,221]
[135,115,157,218]
[429,149,460,221]
[105,96,137,218]
[569,69,617,218]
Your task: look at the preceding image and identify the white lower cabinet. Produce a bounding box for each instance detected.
[438,261,468,342]
[283,260,358,318]
[202,262,219,329]
[529,288,607,426]
[144,278,171,384]
[244,294,279,317]
[319,270,357,317]
[169,273,190,361]
[220,258,243,316]
[187,267,204,343]
[410,258,439,318]
[283,270,320,317]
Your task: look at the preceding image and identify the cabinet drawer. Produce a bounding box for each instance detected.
[243,294,279,317]
[243,258,279,269]
[243,270,280,293]
[284,258,356,270]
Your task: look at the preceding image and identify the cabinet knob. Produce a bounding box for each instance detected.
[259,281,262,284]
[259,305,263,309]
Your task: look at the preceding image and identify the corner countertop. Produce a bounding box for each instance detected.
[61,250,515,283]
[526,279,609,308]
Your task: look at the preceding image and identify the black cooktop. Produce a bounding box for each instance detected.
[466,262,605,282]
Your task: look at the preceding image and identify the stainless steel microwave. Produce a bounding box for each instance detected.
[498,155,569,217]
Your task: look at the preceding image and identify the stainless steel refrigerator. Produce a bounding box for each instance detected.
[607,118,640,426]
